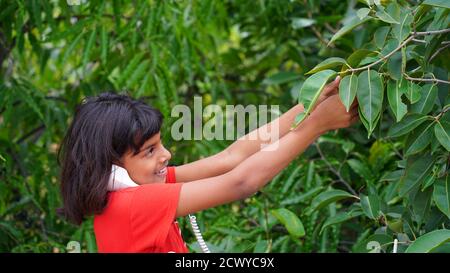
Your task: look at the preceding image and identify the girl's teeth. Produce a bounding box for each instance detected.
[156,167,167,175]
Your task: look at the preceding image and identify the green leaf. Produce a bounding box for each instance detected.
[381,170,404,182]
[306,57,347,75]
[360,194,381,220]
[339,74,358,112]
[292,70,337,129]
[126,60,150,88]
[320,210,363,234]
[387,51,402,80]
[85,231,97,253]
[254,240,269,253]
[434,120,450,151]
[411,184,433,227]
[405,121,434,156]
[392,9,412,45]
[154,72,170,118]
[347,159,374,180]
[356,8,371,20]
[387,79,407,122]
[328,16,372,45]
[271,208,305,238]
[46,18,93,42]
[117,52,145,87]
[373,26,391,49]
[404,82,421,104]
[61,31,85,64]
[405,229,450,253]
[422,175,436,191]
[356,69,384,136]
[291,18,316,29]
[281,164,303,195]
[353,234,393,253]
[263,72,300,85]
[358,105,375,138]
[433,174,450,219]
[399,155,435,197]
[136,72,151,98]
[293,112,307,128]
[388,219,403,233]
[375,8,399,24]
[422,0,450,9]
[17,88,44,122]
[387,113,431,137]
[281,186,324,206]
[411,84,438,114]
[308,189,357,214]
[346,49,375,67]
[100,25,108,65]
[82,28,97,70]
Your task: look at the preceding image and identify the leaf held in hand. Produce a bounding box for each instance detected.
[291,70,337,129]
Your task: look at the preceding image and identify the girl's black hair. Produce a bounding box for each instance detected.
[57,92,163,225]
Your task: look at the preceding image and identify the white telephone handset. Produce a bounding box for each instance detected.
[108,164,139,191]
[107,164,211,253]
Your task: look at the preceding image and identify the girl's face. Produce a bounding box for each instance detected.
[120,132,172,184]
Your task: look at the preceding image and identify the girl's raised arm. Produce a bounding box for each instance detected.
[175,94,358,218]
[174,78,341,183]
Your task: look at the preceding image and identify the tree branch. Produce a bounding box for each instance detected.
[314,142,357,195]
[430,43,450,62]
[339,28,450,74]
[414,28,450,36]
[403,74,450,85]
[339,36,414,74]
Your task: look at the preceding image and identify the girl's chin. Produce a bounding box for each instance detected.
[153,173,167,182]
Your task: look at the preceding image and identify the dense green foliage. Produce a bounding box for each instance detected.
[0,0,449,253]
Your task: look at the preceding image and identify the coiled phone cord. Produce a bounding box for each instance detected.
[188,214,211,253]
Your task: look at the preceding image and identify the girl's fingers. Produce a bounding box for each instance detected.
[322,76,341,96]
[329,76,341,89]
[334,75,341,85]
[329,88,339,96]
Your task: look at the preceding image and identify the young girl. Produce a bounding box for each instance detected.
[58,77,359,253]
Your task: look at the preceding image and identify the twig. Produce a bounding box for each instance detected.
[324,23,337,33]
[304,0,335,48]
[415,28,450,36]
[411,38,427,44]
[435,106,450,121]
[314,142,357,195]
[17,124,46,144]
[430,43,450,62]
[403,74,450,85]
[339,36,414,74]
[339,28,450,74]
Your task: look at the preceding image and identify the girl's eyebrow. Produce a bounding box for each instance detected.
[139,144,155,154]
[139,138,161,153]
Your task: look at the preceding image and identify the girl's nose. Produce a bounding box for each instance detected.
[161,146,172,162]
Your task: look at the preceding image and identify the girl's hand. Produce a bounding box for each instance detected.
[309,94,359,135]
[313,76,341,111]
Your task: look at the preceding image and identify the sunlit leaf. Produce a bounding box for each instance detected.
[271,208,305,238]
[357,69,384,136]
[405,229,450,253]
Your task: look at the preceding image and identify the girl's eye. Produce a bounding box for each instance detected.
[146,147,155,156]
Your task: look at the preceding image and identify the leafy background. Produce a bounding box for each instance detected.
[0,0,449,253]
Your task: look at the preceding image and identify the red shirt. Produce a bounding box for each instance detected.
[94,167,189,253]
